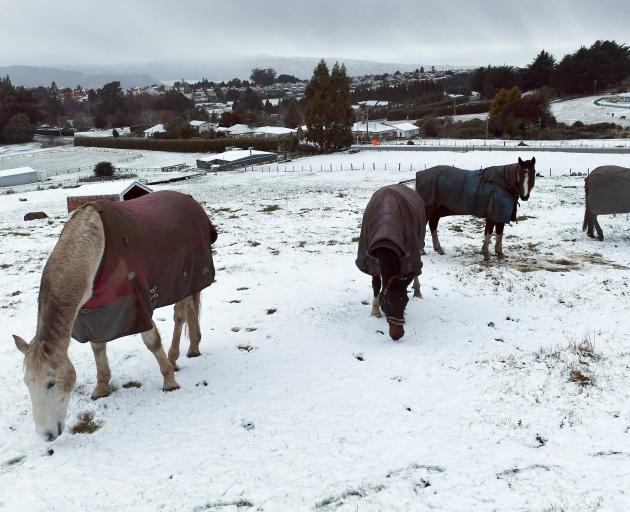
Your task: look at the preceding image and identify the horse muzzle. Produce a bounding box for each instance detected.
[387,316,405,340]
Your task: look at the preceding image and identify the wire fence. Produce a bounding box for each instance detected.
[240,160,595,177]
[353,141,630,153]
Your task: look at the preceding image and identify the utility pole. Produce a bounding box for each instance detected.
[453,97,456,116]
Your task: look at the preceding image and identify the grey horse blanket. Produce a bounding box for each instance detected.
[72,190,217,344]
[585,166,630,215]
[416,164,520,223]
[356,184,426,278]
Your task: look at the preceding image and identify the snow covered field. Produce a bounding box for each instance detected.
[1,147,630,511]
[551,95,630,128]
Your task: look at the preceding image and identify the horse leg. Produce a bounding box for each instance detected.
[593,215,604,241]
[90,342,111,400]
[168,300,187,371]
[186,292,202,358]
[371,275,381,317]
[495,223,507,259]
[429,215,445,255]
[481,220,494,261]
[142,321,180,391]
[412,276,422,298]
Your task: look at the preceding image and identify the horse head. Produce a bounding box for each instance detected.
[374,248,412,340]
[380,276,413,340]
[13,335,76,442]
[517,157,536,201]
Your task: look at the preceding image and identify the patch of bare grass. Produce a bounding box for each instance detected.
[70,411,102,434]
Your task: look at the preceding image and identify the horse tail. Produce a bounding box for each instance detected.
[583,181,590,232]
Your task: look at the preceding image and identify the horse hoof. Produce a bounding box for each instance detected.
[483,253,491,262]
[91,387,111,400]
[413,291,422,299]
[172,363,180,372]
[597,236,604,242]
[163,382,180,392]
[371,310,381,318]
[187,350,201,358]
[436,248,445,255]
[496,252,507,260]
[420,249,426,256]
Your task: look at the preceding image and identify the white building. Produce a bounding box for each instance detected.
[387,122,420,139]
[189,120,213,134]
[619,93,630,103]
[143,124,166,138]
[226,124,256,137]
[254,126,297,139]
[0,167,46,187]
[351,121,397,141]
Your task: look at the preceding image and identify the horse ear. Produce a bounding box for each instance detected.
[13,335,29,355]
[518,157,523,164]
[531,157,536,165]
[209,225,218,245]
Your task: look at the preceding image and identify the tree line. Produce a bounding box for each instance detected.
[472,40,630,98]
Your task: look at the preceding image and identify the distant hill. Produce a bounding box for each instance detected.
[96,56,460,83]
[0,66,158,89]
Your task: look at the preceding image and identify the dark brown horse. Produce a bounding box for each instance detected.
[356,185,426,340]
[583,165,630,241]
[415,158,536,260]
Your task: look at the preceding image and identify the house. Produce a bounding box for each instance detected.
[189,120,213,134]
[254,126,297,139]
[620,93,630,104]
[351,121,397,142]
[143,124,166,138]
[196,148,277,171]
[226,124,256,137]
[387,122,420,139]
[66,180,153,213]
[0,167,46,187]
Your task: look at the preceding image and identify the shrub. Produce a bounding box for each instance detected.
[93,161,115,177]
[2,113,34,144]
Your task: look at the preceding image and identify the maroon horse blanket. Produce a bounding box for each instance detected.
[72,190,217,344]
[356,184,426,278]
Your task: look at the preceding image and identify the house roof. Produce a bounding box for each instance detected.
[228,124,255,135]
[389,122,419,131]
[351,122,397,134]
[144,124,166,134]
[0,166,40,177]
[198,149,275,163]
[67,180,152,197]
[189,120,208,127]
[255,126,296,135]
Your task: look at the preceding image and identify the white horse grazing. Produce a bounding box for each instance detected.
[13,190,217,441]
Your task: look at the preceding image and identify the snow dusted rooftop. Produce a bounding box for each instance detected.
[0,166,40,177]
[351,121,397,133]
[144,124,166,134]
[198,149,275,163]
[389,122,419,131]
[255,126,296,136]
[67,179,152,197]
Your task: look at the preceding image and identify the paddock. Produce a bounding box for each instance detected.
[1,146,630,511]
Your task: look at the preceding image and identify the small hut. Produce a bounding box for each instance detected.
[0,167,46,187]
[66,180,153,213]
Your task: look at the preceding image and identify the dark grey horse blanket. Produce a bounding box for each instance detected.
[72,190,217,344]
[356,184,426,278]
[416,165,520,224]
[585,166,630,215]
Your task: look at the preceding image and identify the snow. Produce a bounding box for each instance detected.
[198,149,274,163]
[388,122,419,132]
[352,121,397,134]
[67,179,152,197]
[255,126,296,136]
[1,147,630,510]
[551,95,630,128]
[0,166,41,177]
[144,124,166,135]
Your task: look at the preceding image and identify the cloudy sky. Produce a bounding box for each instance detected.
[2,0,628,69]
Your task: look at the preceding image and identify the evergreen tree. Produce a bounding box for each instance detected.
[2,113,34,143]
[328,63,353,150]
[522,50,555,91]
[305,60,332,151]
[282,97,303,129]
[305,60,353,152]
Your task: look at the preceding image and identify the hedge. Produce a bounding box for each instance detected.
[74,136,291,153]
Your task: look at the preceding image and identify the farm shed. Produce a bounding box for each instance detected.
[66,180,153,213]
[143,124,166,138]
[254,126,297,139]
[388,122,420,139]
[196,148,277,171]
[0,167,46,187]
[351,121,397,142]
